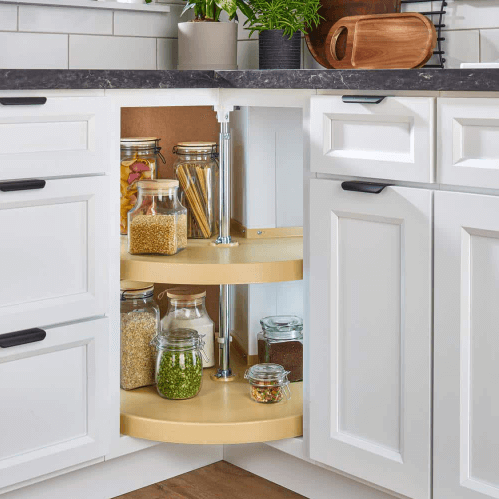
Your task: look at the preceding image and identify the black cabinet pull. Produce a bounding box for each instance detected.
[342,181,391,194]
[342,95,386,104]
[0,97,47,106]
[0,328,46,348]
[0,179,46,192]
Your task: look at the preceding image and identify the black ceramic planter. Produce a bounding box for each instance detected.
[259,30,301,70]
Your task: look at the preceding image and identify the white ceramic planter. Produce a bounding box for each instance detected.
[178,21,238,70]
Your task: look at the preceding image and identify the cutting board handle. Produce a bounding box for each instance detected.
[329,26,350,62]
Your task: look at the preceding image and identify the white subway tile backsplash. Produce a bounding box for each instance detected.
[69,35,156,69]
[0,32,68,69]
[437,29,479,68]
[19,5,113,34]
[441,0,499,30]
[157,37,178,69]
[237,39,258,70]
[0,4,18,31]
[480,29,499,62]
[114,4,183,37]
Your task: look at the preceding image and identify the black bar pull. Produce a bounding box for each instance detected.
[0,179,46,192]
[342,181,391,194]
[0,328,46,348]
[0,97,47,106]
[342,95,386,104]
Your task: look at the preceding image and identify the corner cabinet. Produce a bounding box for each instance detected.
[309,179,432,499]
[434,191,499,499]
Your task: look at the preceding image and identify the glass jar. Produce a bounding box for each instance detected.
[173,142,219,239]
[120,137,166,235]
[160,287,215,368]
[151,329,205,400]
[120,281,160,390]
[257,316,303,382]
[128,179,187,256]
[244,363,291,404]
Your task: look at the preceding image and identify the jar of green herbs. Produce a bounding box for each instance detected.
[151,329,206,400]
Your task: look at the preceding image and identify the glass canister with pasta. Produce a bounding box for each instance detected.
[173,142,219,239]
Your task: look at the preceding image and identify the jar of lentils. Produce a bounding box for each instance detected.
[128,179,187,255]
[173,142,219,239]
[120,281,160,390]
[244,363,291,404]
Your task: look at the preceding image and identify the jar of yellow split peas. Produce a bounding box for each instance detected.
[120,137,166,235]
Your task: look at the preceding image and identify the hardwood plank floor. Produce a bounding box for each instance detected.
[114,461,305,499]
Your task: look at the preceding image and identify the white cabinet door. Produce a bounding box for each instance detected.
[309,179,432,499]
[438,98,499,189]
[310,96,435,182]
[434,191,499,499]
[0,176,108,333]
[0,96,110,180]
[0,318,109,490]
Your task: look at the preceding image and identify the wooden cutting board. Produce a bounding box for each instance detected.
[325,13,437,69]
[305,0,401,69]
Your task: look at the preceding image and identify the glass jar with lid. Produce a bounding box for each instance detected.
[173,142,219,239]
[120,137,166,235]
[257,316,303,382]
[128,179,187,255]
[160,287,215,368]
[120,281,160,390]
[244,363,291,404]
[151,328,206,400]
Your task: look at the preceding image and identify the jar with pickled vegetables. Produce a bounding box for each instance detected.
[244,363,291,404]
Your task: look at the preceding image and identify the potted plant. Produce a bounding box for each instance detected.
[178,0,254,70]
[245,0,322,69]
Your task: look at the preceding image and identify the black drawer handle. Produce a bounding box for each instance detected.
[342,95,386,104]
[0,179,46,192]
[342,181,391,194]
[0,97,47,106]
[0,328,46,348]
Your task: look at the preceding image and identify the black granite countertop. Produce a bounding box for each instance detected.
[1,68,498,92]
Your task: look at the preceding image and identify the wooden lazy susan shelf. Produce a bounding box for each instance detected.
[120,235,303,285]
[120,351,303,444]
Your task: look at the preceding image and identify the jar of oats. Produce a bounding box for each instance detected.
[128,179,187,255]
[120,281,160,390]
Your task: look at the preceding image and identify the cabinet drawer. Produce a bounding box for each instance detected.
[0,96,110,180]
[0,176,108,333]
[0,318,109,489]
[311,96,435,182]
[438,98,499,189]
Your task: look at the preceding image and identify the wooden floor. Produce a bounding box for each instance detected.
[114,461,305,499]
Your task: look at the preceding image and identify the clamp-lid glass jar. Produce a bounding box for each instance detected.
[128,179,187,256]
[120,281,160,390]
[151,329,205,400]
[161,287,215,368]
[244,363,291,404]
[257,316,303,382]
[173,142,219,239]
[120,137,166,235]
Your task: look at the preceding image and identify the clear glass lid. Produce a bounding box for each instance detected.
[260,316,303,339]
[151,328,203,351]
[244,363,290,385]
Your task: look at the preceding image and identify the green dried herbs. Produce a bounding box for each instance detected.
[156,351,203,400]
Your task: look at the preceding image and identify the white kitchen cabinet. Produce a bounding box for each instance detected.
[438,98,499,189]
[309,179,432,499]
[0,96,110,180]
[310,95,435,183]
[0,318,110,490]
[0,176,108,334]
[434,191,499,499]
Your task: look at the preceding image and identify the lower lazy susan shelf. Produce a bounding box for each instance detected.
[120,235,303,285]
[121,352,303,445]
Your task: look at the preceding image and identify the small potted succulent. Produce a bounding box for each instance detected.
[245,0,322,69]
[178,0,254,70]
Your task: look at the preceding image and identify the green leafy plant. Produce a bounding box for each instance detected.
[182,0,254,22]
[245,0,322,38]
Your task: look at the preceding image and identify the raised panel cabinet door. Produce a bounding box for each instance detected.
[310,96,435,182]
[434,191,499,499]
[0,176,108,333]
[0,96,110,180]
[438,98,499,189]
[309,179,432,499]
[0,318,109,490]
